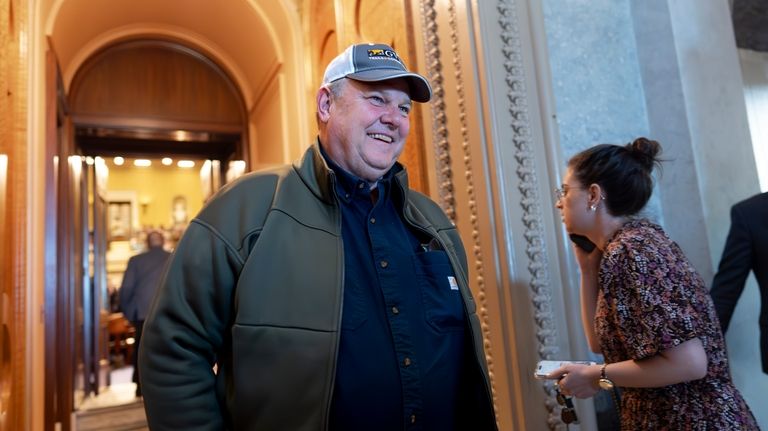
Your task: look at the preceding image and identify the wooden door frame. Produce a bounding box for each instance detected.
[43,46,61,431]
[44,44,78,431]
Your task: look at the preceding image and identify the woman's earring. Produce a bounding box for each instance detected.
[590,204,597,211]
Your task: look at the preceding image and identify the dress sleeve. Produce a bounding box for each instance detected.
[609,241,703,360]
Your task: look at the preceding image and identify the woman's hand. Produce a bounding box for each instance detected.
[547,363,602,399]
[548,339,707,398]
[572,240,602,276]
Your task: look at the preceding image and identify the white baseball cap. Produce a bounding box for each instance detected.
[322,43,432,103]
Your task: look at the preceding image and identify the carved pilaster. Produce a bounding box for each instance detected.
[445,0,500,421]
[496,0,562,428]
[419,0,455,221]
[419,0,500,422]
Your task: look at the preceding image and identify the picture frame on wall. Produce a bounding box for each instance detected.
[108,201,132,241]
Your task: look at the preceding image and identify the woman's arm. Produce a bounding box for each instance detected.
[552,337,708,398]
[579,271,601,353]
[573,244,602,353]
[604,337,708,387]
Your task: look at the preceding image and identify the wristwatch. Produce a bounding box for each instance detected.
[598,363,615,390]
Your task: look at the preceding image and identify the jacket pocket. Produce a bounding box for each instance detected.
[230,324,331,430]
[413,250,465,332]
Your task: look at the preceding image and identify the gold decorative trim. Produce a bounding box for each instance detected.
[419,0,456,221]
[496,0,561,428]
[446,0,500,421]
[420,0,499,422]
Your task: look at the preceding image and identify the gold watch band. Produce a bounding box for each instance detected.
[599,363,615,390]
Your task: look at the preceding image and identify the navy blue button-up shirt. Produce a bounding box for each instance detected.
[323,150,469,431]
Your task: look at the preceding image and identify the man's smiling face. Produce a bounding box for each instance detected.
[319,78,412,182]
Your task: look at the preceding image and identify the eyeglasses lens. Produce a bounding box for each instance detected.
[555,188,564,200]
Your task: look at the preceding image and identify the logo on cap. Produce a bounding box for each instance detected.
[367,48,403,65]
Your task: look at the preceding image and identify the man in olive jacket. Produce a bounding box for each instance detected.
[139,43,497,431]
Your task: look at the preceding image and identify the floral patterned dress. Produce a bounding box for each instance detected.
[595,219,759,430]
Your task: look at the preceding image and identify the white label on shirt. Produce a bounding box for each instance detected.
[448,276,459,291]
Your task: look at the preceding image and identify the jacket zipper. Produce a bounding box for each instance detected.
[324,173,343,431]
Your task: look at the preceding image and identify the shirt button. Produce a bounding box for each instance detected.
[380,260,388,268]
[344,193,350,199]
[370,217,376,224]
[403,357,411,367]
[391,306,399,315]
[358,182,365,189]
[410,414,416,424]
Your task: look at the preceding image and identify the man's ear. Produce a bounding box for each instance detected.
[317,86,332,123]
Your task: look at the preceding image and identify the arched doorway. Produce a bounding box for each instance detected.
[42,2,309,429]
[39,0,438,428]
[49,36,251,428]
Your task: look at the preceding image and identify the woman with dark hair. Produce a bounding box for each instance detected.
[548,138,758,429]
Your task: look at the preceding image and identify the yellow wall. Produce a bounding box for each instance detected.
[106,161,205,229]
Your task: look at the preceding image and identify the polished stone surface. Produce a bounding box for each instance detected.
[541,0,663,225]
[76,366,148,431]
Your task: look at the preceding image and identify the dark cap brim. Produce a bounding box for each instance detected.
[347,69,432,103]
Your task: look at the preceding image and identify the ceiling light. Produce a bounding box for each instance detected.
[134,159,151,167]
[113,157,124,166]
[177,160,195,168]
[161,157,173,166]
[173,130,191,141]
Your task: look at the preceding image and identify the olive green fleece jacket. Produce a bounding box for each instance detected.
[139,142,497,430]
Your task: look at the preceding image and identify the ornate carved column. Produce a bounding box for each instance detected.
[411,0,598,429]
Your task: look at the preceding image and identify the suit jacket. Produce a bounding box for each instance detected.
[119,246,172,323]
[710,192,768,373]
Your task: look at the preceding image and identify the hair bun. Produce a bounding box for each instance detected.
[626,137,661,172]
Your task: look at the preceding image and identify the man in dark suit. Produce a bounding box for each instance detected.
[119,230,172,396]
[710,192,768,374]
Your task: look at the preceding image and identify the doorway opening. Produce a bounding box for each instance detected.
[50,36,250,425]
[77,151,235,415]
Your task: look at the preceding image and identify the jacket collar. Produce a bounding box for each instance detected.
[294,138,410,205]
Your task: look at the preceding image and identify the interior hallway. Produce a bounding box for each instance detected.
[2,1,766,430]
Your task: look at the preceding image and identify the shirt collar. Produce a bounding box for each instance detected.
[318,143,395,203]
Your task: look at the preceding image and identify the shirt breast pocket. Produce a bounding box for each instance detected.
[413,250,465,332]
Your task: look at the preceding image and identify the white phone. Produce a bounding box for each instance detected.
[534,360,597,379]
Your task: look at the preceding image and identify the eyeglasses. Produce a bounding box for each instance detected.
[554,187,566,201]
[554,185,606,203]
[555,387,579,425]
[554,185,578,201]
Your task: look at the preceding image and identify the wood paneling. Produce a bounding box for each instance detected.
[0,0,28,429]
[70,40,245,129]
[309,0,338,92]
